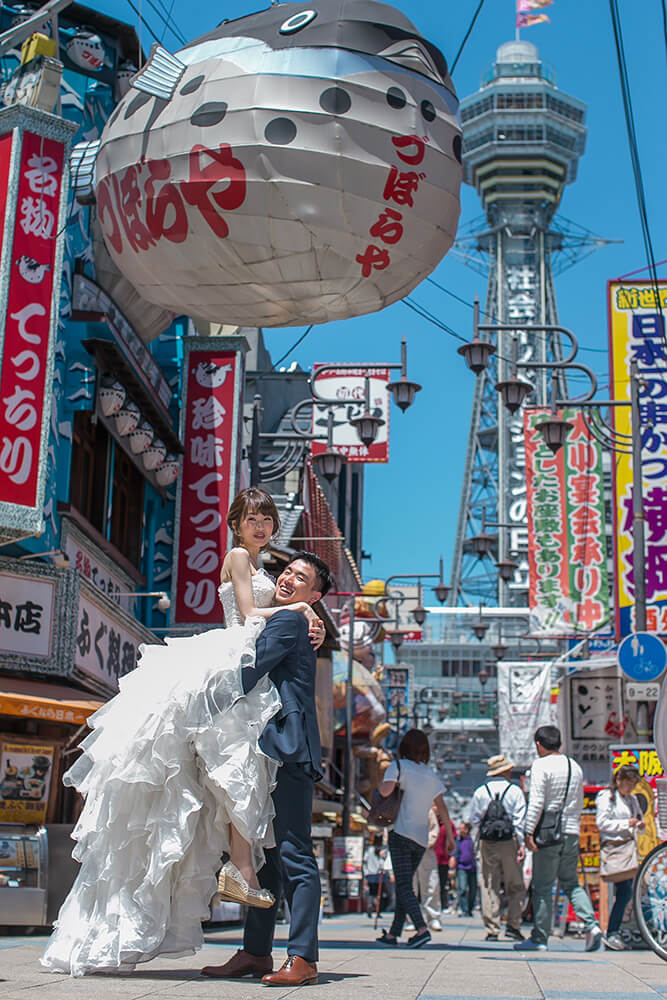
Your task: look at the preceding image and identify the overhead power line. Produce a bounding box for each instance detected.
[450,0,488,75]
[608,0,667,354]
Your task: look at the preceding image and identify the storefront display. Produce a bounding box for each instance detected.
[0,742,54,824]
[0,825,47,924]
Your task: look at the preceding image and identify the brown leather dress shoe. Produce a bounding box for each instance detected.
[262,955,318,987]
[201,948,273,979]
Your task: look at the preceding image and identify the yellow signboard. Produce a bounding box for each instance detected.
[608,280,667,637]
[0,743,54,824]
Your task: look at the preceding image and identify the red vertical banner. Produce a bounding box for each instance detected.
[174,347,240,624]
[0,129,65,508]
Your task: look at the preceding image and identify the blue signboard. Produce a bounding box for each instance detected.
[617,633,667,682]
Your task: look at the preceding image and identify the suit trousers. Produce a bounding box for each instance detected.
[479,838,525,934]
[244,762,320,963]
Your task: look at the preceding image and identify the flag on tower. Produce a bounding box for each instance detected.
[517,0,552,27]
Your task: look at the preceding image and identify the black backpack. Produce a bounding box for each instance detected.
[478,783,514,841]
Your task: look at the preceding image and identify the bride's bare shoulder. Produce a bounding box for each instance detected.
[220,547,251,583]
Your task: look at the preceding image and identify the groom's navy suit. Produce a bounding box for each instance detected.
[241,609,322,963]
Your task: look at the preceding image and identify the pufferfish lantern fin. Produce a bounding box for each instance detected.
[70,139,101,205]
[130,44,186,101]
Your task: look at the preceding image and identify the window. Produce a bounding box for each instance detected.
[496,93,544,110]
[69,411,145,568]
[462,128,494,153]
[546,95,584,123]
[69,411,108,534]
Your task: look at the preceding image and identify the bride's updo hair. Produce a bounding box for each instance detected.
[227,487,281,551]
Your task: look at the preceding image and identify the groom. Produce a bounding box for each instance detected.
[202,551,332,988]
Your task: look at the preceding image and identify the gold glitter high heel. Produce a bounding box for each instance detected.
[217,861,275,909]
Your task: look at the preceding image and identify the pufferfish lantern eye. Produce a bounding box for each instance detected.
[279,10,318,34]
[378,39,447,88]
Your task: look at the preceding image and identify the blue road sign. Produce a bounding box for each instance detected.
[617,632,667,682]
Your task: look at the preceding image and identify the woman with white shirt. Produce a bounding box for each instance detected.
[375,729,455,949]
[596,764,644,950]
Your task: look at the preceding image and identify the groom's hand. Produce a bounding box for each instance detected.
[309,617,325,650]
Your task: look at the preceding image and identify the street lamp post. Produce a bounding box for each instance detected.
[460,318,647,631]
[249,338,421,486]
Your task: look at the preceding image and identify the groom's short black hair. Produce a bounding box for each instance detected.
[288,551,333,597]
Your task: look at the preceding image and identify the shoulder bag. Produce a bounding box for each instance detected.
[367,759,403,828]
[534,756,571,848]
[600,793,640,883]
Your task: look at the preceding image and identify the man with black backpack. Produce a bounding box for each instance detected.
[469,754,527,942]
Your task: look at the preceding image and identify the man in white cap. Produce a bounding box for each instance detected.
[469,754,527,941]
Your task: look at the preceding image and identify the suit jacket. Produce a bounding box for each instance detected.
[242,609,322,781]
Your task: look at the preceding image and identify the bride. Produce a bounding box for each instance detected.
[41,487,324,977]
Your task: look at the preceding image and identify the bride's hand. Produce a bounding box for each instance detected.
[299,604,326,650]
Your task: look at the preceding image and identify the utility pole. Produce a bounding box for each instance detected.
[630,360,647,631]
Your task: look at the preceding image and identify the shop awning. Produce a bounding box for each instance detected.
[0,678,103,726]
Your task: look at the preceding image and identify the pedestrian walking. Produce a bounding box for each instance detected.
[451,821,477,917]
[413,808,443,931]
[434,817,457,913]
[516,725,602,953]
[375,728,455,949]
[469,754,526,941]
[596,764,644,950]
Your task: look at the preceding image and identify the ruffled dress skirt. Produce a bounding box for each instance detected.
[41,617,280,977]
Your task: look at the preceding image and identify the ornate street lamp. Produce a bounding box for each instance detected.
[411,581,426,626]
[433,555,450,604]
[491,642,508,661]
[496,373,533,414]
[467,531,497,559]
[349,372,385,446]
[386,338,422,412]
[312,410,345,482]
[536,413,574,454]
[471,604,488,641]
[496,557,518,582]
[457,297,497,374]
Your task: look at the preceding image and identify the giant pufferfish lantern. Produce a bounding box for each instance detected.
[74,0,462,328]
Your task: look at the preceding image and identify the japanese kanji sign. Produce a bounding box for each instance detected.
[173,342,243,624]
[0,108,75,538]
[525,408,609,634]
[609,280,667,637]
[73,590,148,693]
[0,570,55,659]
[311,367,390,463]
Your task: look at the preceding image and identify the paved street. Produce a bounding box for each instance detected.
[1,913,667,1000]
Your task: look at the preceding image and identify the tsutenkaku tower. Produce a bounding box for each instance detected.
[450,40,587,607]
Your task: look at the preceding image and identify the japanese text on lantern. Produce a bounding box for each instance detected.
[174,352,237,624]
[609,280,667,636]
[97,143,247,256]
[356,134,426,279]
[0,132,63,507]
[525,408,608,634]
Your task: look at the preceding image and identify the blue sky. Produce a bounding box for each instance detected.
[100,0,666,587]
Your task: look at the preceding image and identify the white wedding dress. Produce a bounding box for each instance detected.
[41,570,281,977]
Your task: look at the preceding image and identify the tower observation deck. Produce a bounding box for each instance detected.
[450,40,587,608]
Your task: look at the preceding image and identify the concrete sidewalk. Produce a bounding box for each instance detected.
[1,912,667,1000]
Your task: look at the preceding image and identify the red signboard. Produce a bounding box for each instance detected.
[174,349,239,624]
[310,366,390,463]
[0,129,64,508]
